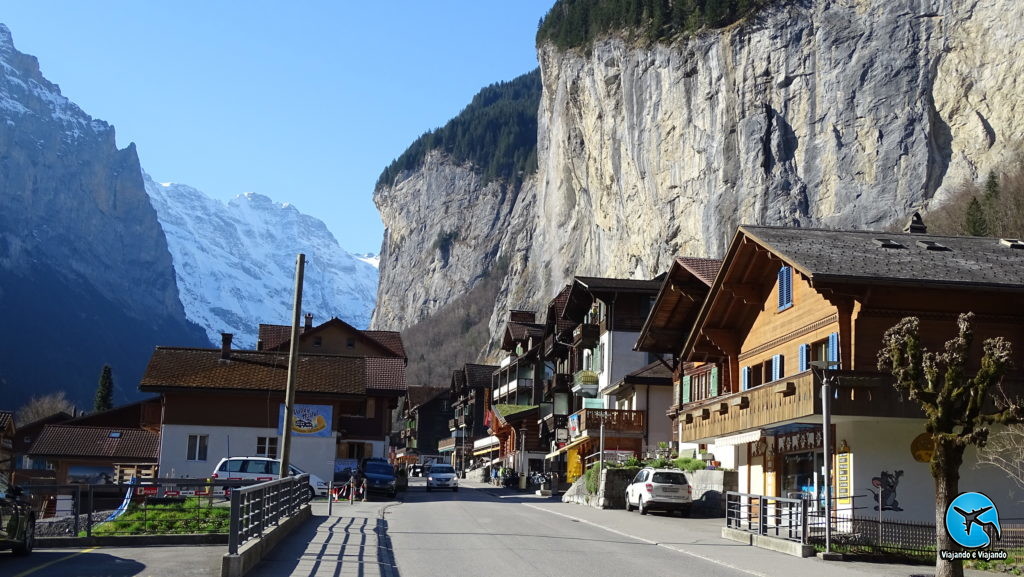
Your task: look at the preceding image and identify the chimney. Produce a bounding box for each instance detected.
[304,313,313,330]
[221,333,233,359]
[903,211,927,234]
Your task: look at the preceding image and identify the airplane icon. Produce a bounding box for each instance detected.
[953,506,1001,541]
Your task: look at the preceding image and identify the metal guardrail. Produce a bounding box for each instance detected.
[726,491,810,543]
[227,474,309,555]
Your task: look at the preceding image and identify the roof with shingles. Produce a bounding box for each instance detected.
[140,348,405,395]
[363,331,406,358]
[258,324,293,350]
[742,226,1024,289]
[465,364,498,388]
[28,425,159,460]
[676,257,722,286]
[406,386,448,410]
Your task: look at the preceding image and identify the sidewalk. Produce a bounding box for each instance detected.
[243,499,398,577]
[454,479,986,577]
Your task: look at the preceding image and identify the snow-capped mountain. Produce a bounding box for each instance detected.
[144,174,378,349]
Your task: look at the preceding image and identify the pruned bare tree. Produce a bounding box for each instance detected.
[977,425,1024,493]
[878,313,1022,577]
[15,391,77,425]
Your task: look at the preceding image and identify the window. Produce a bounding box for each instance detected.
[801,333,840,371]
[742,356,783,389]
[778,266,793,310]
[313,336,323,348]
[186,434,208,461]
[346,337,355,349]
[257,436,278,459]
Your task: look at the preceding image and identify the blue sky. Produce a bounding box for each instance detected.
[2,1,554,255]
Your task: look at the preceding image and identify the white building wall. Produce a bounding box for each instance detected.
[159,424,337,483]
[600,330,652,409]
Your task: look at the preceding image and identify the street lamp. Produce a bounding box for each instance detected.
[810,360,839,554]
[460,422,466,479]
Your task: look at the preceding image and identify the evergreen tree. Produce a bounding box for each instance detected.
[95,364,114,412]
[964,196,989,236]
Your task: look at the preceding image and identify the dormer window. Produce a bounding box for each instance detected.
[873,238,905,249]
[916,240,951,251]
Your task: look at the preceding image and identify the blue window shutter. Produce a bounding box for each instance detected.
[682,375,692,404]
[798,344,810,372]
[741,367,751,391]
[828,333,840,367]
[710,366,720,397]
[777,266,793,309]
[772,354,784,380]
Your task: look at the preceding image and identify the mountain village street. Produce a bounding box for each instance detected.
[3,478,987,577]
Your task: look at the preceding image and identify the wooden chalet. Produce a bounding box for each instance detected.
[676,222,1024,521]
[397,387,450,461]
[447,363,498,469]
[140,322,407,484]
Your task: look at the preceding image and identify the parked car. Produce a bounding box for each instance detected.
[624,468,692,516]
[410,464,423,477]
[362,460,398,498]
[425,464,458,492]
[210,456,329,500]
[0,476,34,556]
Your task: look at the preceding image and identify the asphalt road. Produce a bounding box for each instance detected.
[386,477,749,577]
[0,543,224,577]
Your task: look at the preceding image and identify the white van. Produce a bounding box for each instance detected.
[210,457,329,499]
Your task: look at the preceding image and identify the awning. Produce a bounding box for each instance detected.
[472,435,499,450]
[714,430,763,446]
[544,435,589,460]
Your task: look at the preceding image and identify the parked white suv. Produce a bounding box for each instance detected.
[211,457,329,500]
[624,467,693,516]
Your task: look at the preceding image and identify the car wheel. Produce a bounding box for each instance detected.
[639,498,647,515]
[453,487,459,492]
[625,492,634,512]
[388,490,397,499]
[680,505,691,518]
[13,516,34,556]
[426,486,432,492]
[306,486,315,503]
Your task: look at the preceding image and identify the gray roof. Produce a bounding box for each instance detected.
[742,226,1024,291]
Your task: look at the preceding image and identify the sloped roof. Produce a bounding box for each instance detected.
[140,347,397,396]
[636,257,721,354]
[258,324,294,350]
[502,321,546,351]
[493,404,538,425]
[465,363,498,388]
[363,331,406,358]
[28,425,159,460]
[604,360,673,396]
[406,386,448,410]
[742,226,1024,289]
[564,275,664,321]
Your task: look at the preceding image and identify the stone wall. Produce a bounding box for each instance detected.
[687,469,738,517]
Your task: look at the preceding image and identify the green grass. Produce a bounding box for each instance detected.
[86,497,230,536]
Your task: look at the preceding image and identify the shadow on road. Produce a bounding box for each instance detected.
[0,550,147,577]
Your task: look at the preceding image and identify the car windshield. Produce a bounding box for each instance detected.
[430,465,455,474]
[365,463,394,475]
[651,472,687,485]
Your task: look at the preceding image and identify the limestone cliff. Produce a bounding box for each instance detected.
[373,0,1024,364]
[0,24,206,407]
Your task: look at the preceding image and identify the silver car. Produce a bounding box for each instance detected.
[625,468,692,516]
[425,464,459,492]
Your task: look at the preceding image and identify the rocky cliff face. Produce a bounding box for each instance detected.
[375,0,1024,355]
[0,24,205,408]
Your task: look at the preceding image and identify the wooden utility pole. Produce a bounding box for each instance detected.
[280,253,305,478]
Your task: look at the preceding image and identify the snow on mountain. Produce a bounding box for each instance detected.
[356,254,380,268]
[144,174,378,348]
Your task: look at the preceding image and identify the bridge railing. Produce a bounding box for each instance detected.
[228,474,309,555]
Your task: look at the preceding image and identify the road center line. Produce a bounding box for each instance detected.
[522,504,768,577]
[12,547,101,577]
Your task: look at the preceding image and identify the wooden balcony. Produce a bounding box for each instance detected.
[679,370,921,443]
[544,373,572,398]
[572,323,600,349]
[572,370,599,397]
[544,334,568,359]
[448,418,458,430]
[569,408,645,440]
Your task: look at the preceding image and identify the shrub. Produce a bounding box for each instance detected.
[584,463,602,495]
[673,457,707,472]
